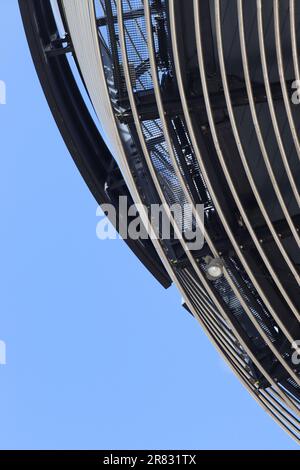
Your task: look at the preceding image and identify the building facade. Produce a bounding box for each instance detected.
[20,0,300,442]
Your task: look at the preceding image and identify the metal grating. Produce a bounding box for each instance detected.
[87,0,300,441]
[39,0,300,442]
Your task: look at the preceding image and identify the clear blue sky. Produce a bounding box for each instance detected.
[0,0,298,450]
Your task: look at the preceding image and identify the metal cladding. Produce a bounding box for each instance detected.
[20,0,300,442]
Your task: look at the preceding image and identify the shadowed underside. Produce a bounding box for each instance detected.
[20,0,300,442]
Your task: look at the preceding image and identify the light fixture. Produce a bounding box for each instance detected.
[204,257,224,281]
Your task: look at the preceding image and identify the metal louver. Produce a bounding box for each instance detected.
[20,0,300,443]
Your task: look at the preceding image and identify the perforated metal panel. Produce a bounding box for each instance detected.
[90,0,300,441]
[21,0,300,442]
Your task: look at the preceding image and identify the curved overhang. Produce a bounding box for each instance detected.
[18,0,171,288]
[19,0,300,443]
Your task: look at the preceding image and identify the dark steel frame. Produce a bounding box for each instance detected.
[19,0,300,442]
[18,0,171,289]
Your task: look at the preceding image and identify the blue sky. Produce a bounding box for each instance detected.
[0,0,298,450]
